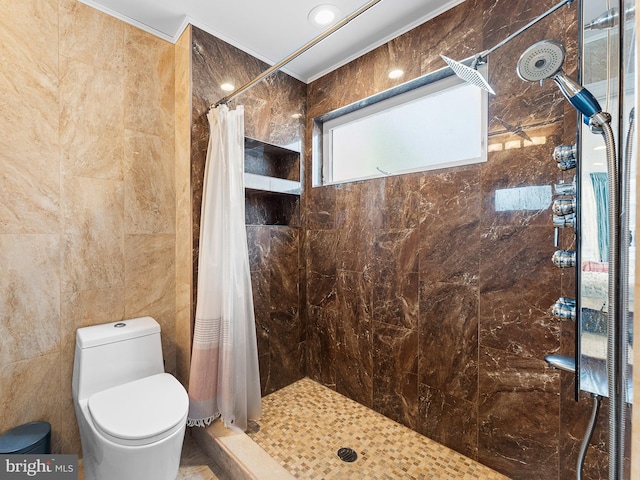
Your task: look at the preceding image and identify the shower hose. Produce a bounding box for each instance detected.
[599,116,620,480]
[577,393,602,480]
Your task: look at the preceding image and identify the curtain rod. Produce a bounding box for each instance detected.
[211,0,384,109]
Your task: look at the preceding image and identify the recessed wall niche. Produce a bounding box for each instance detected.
[244,137,301,227]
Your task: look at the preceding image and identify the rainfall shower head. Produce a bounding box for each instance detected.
[440,55,495,95]
[516,39,605,123]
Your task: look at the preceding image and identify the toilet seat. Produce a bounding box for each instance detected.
[88,373,188,446]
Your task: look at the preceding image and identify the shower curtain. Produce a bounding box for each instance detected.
[187,105,262,432]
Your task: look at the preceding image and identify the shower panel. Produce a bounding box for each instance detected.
[516,0,635,478]
[577,1,636,478]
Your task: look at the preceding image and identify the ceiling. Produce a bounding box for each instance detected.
[79,0,463,83]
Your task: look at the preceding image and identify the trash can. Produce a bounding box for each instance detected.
[0,422,51,454]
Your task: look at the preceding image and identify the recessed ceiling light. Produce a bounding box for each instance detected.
[388,69,404,79]
[220,83,235,92]
[308,4,340,27]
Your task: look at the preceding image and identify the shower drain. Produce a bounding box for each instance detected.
[337,447,358,462]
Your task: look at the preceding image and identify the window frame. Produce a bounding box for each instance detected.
[312,63,488,187]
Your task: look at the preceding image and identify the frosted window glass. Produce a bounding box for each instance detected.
[322,77,487,185]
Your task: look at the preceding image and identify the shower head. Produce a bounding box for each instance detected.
[516,39,565,82]
[440,55,495,95]
[516,39,606,122]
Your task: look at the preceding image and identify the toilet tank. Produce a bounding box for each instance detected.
[72,317,165,401]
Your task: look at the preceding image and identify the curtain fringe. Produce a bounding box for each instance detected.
[187,414,220,428]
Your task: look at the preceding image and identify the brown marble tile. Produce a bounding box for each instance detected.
[335,183,375,272]
[249,268,270,354]
[419,0,484,76]
[419,166,481,285]
[191,27,304,148]
[246,226,271,272]
[478,346,560,479]
[483,124,564,228]
[559,370,609,480]
[483,1,569,98]
[269,303,303,344]
[376,174,422,230]
[242,77,306,147]
[371,34,423,91]
[257,352,270,396]
[418,383,478,460]
[306,272,337,309]
[479,225,562,358]
[372,321,419,429]
[305,221,334,311]
[245,194,299,226]
[269,227,299,310]
[264,330,305,395]
[307,229,338,276]
[306,185,337,230]
[372,229,419,329]
[335,270,373,407]
[419,282,479,402]
[306,306,338,388]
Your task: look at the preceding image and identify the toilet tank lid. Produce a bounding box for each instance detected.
[76,317,160,349]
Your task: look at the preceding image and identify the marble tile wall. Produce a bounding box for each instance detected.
[304,1,614,479]
[190,27,307,395]
[175,26,193,387]
[0,0,178,456]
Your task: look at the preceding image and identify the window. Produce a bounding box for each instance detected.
[313,67,488,186]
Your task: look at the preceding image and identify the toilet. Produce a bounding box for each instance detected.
[72,317,189,480]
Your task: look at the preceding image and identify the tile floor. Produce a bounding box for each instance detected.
[247,378,510,479]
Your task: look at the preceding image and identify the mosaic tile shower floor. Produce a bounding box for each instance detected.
[247,378,510,479]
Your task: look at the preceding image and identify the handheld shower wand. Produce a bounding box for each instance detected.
[516,39,611,128]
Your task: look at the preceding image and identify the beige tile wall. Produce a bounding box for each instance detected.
[174,26,193,388]
[0,0,179,455]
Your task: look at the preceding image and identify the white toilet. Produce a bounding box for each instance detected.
[72,317,189,480]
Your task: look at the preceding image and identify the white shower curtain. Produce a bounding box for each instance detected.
[187,105,262,432]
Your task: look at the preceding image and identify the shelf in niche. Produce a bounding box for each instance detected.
[244,137,300,197]
[245,173,300,195]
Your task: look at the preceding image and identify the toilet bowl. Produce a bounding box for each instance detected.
[72,317,189,480]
